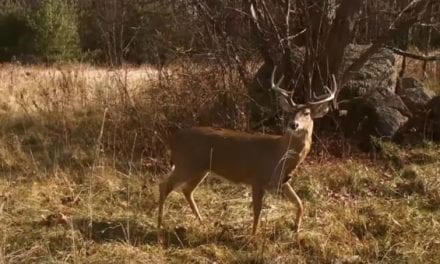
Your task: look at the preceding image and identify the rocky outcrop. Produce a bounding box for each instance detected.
[340,45,397,98]
[396,77,435,114]
[394,94,440,145]
[248,44,438,146]
[343,88,411,140]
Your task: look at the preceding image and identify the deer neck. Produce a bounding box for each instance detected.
[279,122,313,167]
[268,123,314,187]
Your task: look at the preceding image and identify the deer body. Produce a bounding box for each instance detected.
[157,67,336,234]
[170,126,312,188]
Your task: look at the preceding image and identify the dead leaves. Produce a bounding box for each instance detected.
[39,193,81,228]
[60,194,82,206]
[40,212,69,227]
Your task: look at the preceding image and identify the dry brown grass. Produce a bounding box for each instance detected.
[0,62,249,174]
[0,62,440,263]
[2,146,440,263]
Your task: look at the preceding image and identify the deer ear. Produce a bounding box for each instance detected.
[278,96,294,112]
[311,103,330,118]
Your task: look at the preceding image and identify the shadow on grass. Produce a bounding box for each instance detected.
[72,218,257,250]
[73,218,158,245]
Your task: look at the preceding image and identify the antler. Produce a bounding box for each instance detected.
[307,75,337,106]
[270,66,298,107]
[271,67,337,109]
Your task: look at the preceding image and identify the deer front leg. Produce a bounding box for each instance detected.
[281,182,303,232]
[251,186,265,235]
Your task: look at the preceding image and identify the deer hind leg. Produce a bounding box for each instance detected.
[182,172,208,222]
[251,186,265,235]
[281,182,304,232]
[158,168,186,229]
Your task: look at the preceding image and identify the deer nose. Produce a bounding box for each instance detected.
[293,122,299,130]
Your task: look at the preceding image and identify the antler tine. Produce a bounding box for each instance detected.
[332,74,338,94]
[307,74,338,106]
[270,66,287,95]
[312,85,332,100]
[250,4,257,21]
[270,66,299,107]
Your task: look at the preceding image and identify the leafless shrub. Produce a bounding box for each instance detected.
[0,62,249,176]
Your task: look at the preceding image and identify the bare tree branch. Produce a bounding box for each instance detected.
[197,1,252,85]
[342,0,434,86]
[249,0,274,66]
[389,46,440,61]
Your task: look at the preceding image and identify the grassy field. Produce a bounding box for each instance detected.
[2,145,440,263]
[0,62,440,263]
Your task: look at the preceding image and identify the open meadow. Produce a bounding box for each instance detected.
[0,62,440,264]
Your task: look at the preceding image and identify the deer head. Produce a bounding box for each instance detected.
[270,66,337,133]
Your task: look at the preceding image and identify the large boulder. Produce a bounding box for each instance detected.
[373,107,409,138]
[367,88,411,117]
[340,45,397,98]
[394,94,440,145]
[396,77,435,114]
[342,88,411,142]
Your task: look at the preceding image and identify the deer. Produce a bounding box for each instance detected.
[157,66,337,235]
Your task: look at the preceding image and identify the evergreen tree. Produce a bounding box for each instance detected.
[27,0,80,62]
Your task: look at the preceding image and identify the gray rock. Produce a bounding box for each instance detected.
[397,77,435,113]
[373,106,409,138]
[343,88,410,140]
[366,88,411,117]
[394,94,440,144]
[341,45,397,98]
